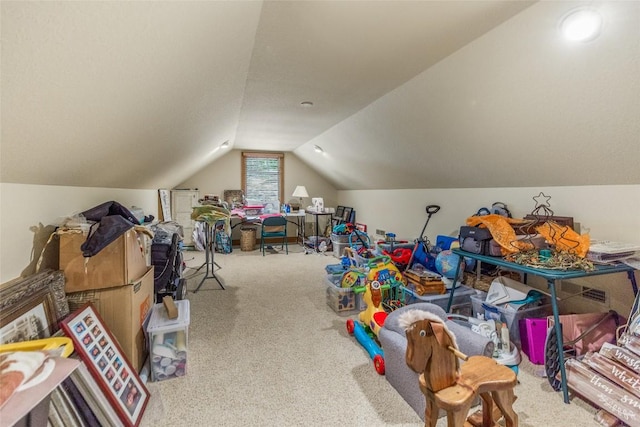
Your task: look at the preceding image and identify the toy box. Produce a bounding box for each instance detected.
[402,285,478,317]
[146,299,190,381]
[325,276,364,315]
[471,294,552,349]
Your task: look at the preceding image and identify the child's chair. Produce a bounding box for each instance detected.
[260,216,288,256]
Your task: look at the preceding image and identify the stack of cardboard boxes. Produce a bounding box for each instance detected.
[59,228,153,372]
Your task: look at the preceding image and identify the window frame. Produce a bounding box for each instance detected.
[241,151,285,204]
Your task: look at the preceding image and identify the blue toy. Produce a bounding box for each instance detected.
[345,280,391,375]
[346,321,385,374]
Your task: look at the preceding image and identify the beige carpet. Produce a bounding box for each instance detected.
[139,245,599,426]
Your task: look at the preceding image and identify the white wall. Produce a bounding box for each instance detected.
[0,183,157,283]
[340,185,640,243]
[339,184,640,315]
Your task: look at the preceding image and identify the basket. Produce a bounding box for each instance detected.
[240,227,256,251]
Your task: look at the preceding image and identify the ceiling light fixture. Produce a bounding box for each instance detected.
[300,101,314,107]
[313,145,324,153]
[220,140,230,148]
[560,8,603,42]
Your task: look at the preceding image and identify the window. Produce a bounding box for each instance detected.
[241,152,284,204]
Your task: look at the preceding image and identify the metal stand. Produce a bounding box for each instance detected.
[306,212,333,253]
[193,221,224,292]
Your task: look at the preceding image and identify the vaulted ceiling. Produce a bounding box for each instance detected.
[2,1,639,191]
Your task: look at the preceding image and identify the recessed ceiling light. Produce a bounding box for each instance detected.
[313,145,324,153]
[221,140,230,148]
[300,101,314,107]
[560,8,602,42]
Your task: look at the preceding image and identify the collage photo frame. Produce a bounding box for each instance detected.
[61,302,149,427]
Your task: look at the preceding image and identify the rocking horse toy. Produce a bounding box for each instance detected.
[400,309,518,427]
[346,280,390,375]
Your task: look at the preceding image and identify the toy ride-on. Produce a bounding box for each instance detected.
[346,280,391,375]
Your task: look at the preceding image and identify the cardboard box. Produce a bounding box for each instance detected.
[66,267,154,372]
[59,229,149,293]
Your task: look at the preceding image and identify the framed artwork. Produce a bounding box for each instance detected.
[355,223,367,233]
[0,270,69,344]
[61,302,149,427]
[158,189,171,221]
[342,207,353,223]
[335,206,345,219]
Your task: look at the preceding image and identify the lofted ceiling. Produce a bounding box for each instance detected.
[2,1,639,191]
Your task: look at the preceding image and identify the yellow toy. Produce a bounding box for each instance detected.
[357,280,390,336]
[0,337,74,358]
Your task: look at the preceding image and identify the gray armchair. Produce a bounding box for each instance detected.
[378,302,494,421]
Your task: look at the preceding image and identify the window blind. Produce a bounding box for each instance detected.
[245,156,281,203]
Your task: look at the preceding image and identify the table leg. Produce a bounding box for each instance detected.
[446,255,465,312]
[548,278,569,403]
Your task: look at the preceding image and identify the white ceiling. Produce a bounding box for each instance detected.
[2,1,639,191]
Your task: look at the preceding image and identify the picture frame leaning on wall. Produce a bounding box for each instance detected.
[60,302,149,427]
[0,269,69,344]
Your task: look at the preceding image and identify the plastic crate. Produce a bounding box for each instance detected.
[325,276,364,315]
[401,285,478,317]
[471,294,552,350]
[330,233,351,244]
[146,299,190,381]
[333,241,350,258]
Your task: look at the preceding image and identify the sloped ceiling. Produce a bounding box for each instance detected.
[2,1,639,191]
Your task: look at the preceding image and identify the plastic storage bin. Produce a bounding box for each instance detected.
[147,299,190,381]
[471,294,552,350]
[332,241,350,258]
[325,276,364,315]
[402,285,478,317]
[518,317,548,365]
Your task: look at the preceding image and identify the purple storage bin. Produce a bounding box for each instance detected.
[519,317,548,365]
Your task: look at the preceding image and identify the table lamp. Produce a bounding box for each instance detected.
[292,186,309,211]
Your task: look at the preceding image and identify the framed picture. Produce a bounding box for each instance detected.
[335,206,345,219]
[355,223,367,232]
[61,302,149,427]
[342,207,353,223]
[158,189,171,221]
[0,270,69,344]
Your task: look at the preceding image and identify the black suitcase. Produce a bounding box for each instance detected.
[459,226,493,255]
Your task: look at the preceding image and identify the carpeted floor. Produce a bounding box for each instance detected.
[139,245,599,426]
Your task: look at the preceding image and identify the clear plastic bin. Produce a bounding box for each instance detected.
[325,276,364,315]
[401,285,479,317]
[146,299,190,381]
[471,294,552,349]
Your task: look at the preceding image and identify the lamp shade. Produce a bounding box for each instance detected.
[292,186,309,198]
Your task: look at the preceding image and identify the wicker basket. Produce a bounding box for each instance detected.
[240,227,256,251]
